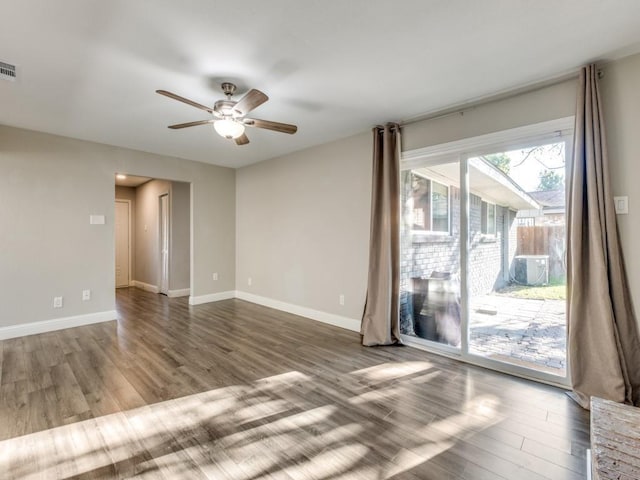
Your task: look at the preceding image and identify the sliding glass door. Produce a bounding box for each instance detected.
[399,120,572,386]
[467,144,568,378]
[400,159,462,353]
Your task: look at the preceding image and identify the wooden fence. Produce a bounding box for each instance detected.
[516,225,566,282]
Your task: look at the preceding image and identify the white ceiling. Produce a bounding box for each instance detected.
[2,1,640,169]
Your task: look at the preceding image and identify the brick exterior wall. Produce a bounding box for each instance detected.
[468,195,506,295]
[400,172,518,337]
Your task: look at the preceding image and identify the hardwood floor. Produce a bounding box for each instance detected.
[0,288,590,479]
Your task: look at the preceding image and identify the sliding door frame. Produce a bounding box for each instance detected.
[400,117,574,389]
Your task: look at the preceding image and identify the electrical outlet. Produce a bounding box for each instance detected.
[213,273,218,281]
[248,277,252,286]
[339,294,345,306]
[82,289,91,301]
[53,296,63,308]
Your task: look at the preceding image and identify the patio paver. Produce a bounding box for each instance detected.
[469,294,566,375]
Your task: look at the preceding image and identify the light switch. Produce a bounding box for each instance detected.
[90,214,105,225]
[614,196,628,215]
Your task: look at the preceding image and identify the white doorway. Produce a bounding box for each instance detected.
[115,175,191,299]
[115,199,131,288]
[159,193,170,295]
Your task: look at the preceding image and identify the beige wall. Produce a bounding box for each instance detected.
[236,132,373,320]
[169,181,190,291]
[134,179,170,287]
[600,52,640,324]
[115,186,137,202]
[0,126,235,327]
[115,185,136,281]
[402,79,577,151]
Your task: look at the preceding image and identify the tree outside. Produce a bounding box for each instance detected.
[483,153,511,174]
[537,169,564,191]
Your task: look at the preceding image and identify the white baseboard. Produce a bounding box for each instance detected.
[168,288,190,298]
[189,291,236,305]
[0,310,117,341]
[235,291,361,333]
[0,292,359,341]
[132,281,159,294]
[132,282,189,297]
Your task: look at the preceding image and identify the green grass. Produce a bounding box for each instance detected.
[497,283,566,300]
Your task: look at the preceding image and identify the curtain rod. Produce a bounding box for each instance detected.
[399,69,582,127]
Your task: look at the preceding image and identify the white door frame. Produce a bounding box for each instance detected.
[159,193,170,295]
[115,199,132,288]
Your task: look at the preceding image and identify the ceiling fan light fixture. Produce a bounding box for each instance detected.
[157,83,296,145]
[214,118,245,139]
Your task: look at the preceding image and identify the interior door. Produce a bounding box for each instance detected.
[159,194,169,295]
[115,200,130,288]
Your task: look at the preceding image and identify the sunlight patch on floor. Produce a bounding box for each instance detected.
[350,361,434,381]
[0,366,503,479]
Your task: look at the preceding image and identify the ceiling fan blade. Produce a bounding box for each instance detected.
[168,119,214,129]
[235,133,250,145]
[233,89,268,116]
[243,118,298,134]
[156,90,213,113]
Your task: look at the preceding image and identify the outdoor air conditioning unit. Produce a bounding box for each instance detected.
[514,255,549,286]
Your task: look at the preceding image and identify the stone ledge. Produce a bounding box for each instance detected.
[591,396,640,480]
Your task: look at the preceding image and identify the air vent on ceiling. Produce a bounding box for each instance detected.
[0,61,16,81]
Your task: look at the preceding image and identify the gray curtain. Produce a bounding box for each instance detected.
[567,64,640,408]
[361,124,402,346]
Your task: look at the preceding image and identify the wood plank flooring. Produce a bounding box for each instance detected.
[0,287,590,479]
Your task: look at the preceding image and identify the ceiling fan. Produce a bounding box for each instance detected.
[156,83,297,145]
